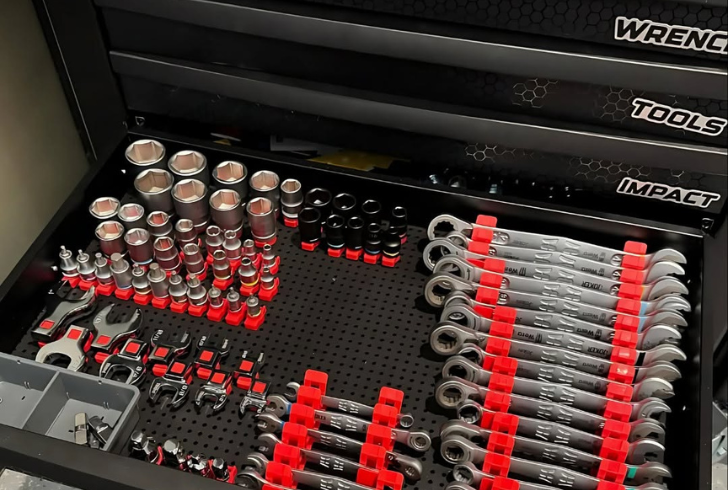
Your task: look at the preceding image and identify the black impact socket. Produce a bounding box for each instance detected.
[298,207,322,244]
[382,229,402,257]
[345,216,365,250]
[305,188,332,217]
[361,199,382,226]
[389,206,408,239]
[325,214,346,249]
[364,223,382,255]
[332,193,357,219]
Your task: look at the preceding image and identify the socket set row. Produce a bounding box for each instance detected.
[421,214,690,490]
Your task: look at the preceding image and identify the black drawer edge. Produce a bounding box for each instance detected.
[110,52,728,176]
[95,0,728,100]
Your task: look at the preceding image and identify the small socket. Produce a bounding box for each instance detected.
[95,221,126,257]
[147,211,173,239]
[153,236,181,273]
[175,219,197,248]
[186,275,207,306]
[280,179,303,219]
[183,243,206,275]
[208,287,223,308]
[94,253,114,285]
[172,179,209,233]
[89,197,120,222]
[124,228,154,265]
[77,250,96,281]
[59,246,79,277]
[212,250,232,281]
[169,272,188,303]
[110,253,133,290]
[210,189,244,236]
[223,230,242,262]
[246,296,261,317]
[227,290,242,312]
[118,203,146,230]
[247,197,277,243]
[205,225,224,256]
[132,264,152,295]
[148,263,170,299]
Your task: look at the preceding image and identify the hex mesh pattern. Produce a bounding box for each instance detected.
[12,225,452,489]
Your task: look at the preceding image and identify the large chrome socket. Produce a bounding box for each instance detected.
[89,197,120,223]
[124,228,155,265]
[212,161,248,200]
[153,236,182,274]
[246,197,277,243]
[147,211,173,240]
[125,139,167,176]
[210,189,244,237]
[134,168,175,215]
[249,170,280,217]
[168,150,209,186]
[280,179,303,220]
[172,179,209,234]
[95,221,126,257]
[118,203,146,230]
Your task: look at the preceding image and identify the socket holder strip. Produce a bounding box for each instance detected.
[429,215,682,490]
[254,369,407,490]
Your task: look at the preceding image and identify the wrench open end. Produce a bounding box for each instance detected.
[243,452,269,475]
[630,419,667,445]
[255,433,281,455]
[284,382,301,401]
[264,394,291,418]
[236,469,267,490]
[255,413,284,433]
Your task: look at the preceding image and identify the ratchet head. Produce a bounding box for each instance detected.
[628,438,666,464]
[457,400,486,425]
[628,461,672,485]
[642,344,687,365]
[404,430,433,452]
[423,239,464,271]
[256,412,285,433]
[645,277,689,301]
[427,214,472,240]
[440,419,482,441]
[441,303,481,329]
[435,377,481,410]
[630,419,667,445]
[424,273,475,308]
[256,433,282,456]
[433,255,478,280]
[265,394,292,418]
[633,378,675,401]
[442,356,482,383]
[451,462,481,486]
[441,436,483,465]
[639,325,682,350]
[633,398,671,421]
[430,323,480,357]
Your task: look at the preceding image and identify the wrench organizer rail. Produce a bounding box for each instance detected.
[424,214,690,490]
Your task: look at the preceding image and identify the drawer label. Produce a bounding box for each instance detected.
[630,98,727,137]
[617,177,721,208]
[614,17,727,55]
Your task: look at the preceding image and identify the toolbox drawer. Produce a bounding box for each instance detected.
[0,130,718,490]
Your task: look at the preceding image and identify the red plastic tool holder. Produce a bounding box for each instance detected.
[207,300,229,322]
[239,282,261,297]
[480,412,519,435]
[468,237,492,255]
[378,387,404,412]
[616,283,643,301]
[476,286,499,306]
[187,303,208,317]
[605,383,634,402]
[289,403,318,428]
[265,256,280,275]
[375,470,404,490]
[78,279,97,291]
[259,278,280,301]
[596,483,626,490]
[281,423,314,449]
[365,424,396,451]
[602,400,632,422]
[476,215,499,227]
[169,300,189,314]
[363,252,380,265]
[273,444,306,469]
[345,248,363,261]
[485,336,512,357]
[250,254,262,270]
[244,305,266,330]
[133,292,152,306]
[479,477,521,490]
[265,462,296,488]
[482,452,511,477]
[609,346,637,366]
[225,305,247,327]
[372,404,398,427]
[611,330,639,349]
[607,363,636,385]
[213,276,235,291]
[483,356,518,376]
[486,432,515,456]
[284,217,298,228]
[296,385,324,410]
[479,271,504,289]
[598,438,630,463]
[62,275,81,288]
[114,287,134,300]
[597,460,628,483]
[328,247,345,258]
[303,370,328,394]
[151,296,171,310]
[601,419,631,441]
[483,391,512,413]
[360,443,387,469]
[613,314,641,332]
[381,255,401,268]
[301,241,320,252]
[95,283,116,296]
[254,237,277,248]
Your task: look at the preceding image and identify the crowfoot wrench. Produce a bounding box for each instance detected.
[195,370,233,414]
[256,410,432,452]
[90,304,143,357]
[148,361,193,409]
[440,435,671,477]
[277,383,415,428]
[445,354,675,400]
[35,325,92,371]
[426,214,687,266]
[30,285,96,344]
[440,419,665,463]
[255,426,423,480]
[442,303,682,349]
[431,322,685,371]
[148,329,192,376]
[99,339,149,385]
[433,256,688,300]
[452,459,669,490]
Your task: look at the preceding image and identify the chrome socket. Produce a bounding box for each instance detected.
[134,168,175,215]
[110,253,133,290]
[76,250,96,282]
[147,211,173,240]
[168,150,209,186]
[118,203,146,230]
[238,257,259,286]
[205,225,224,256]
[175,219,198,248]
[208,287,223,308]
[243,239,257,261]
[124,228,154,265]
[212,250,232,281]
[261,244,277,269]
[227,290,242,313]
[223,230,242,262]
[186,275,207,306]
[95,221,126,257]
[210,189,244,236]
[169,272,188,303]
[212,161,248,199]
[246,296,261,317]
[132,264,152,295]
[249,170,280,217]
[148,263,170,299]
[260,267,275,290]
[183,243,206,275]
[280,179,303,219]
[59,246,79,277]
[89,197,120,222]
[153,236,182,274]
[94,253,114,285]
[172,179,209,233]
[126,140,167,176]
[247,197,277,243]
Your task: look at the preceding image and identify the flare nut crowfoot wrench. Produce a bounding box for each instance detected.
[195,370,233,413]
[444,355,675,400]
[279,382,415,428]
[254,421,423,480]
[30,285,96,343]
[90,304,143,356]
[35,325,93,371]
[99,339,149,385]
[256,410,432,452]
[148,361,193,409]
[440,419,666,463]
[426,214,687,266]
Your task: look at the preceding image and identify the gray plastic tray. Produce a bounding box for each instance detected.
[0,353,139,452]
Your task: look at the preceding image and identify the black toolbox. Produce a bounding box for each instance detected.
[0,1,726,489]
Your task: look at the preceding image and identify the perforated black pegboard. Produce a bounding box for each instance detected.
[11,224,452,489]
